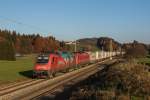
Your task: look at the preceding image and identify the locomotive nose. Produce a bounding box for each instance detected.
[34,64,49,70]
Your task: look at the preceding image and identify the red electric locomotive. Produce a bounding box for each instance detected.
[33,51,90,78]
[33,52,65,78]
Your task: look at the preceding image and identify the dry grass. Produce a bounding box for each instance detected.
[69,59,150,100]
[103,62,150,96]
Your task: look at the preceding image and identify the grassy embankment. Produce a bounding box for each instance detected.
[0,55,36,84]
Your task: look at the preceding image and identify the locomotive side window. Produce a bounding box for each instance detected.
[37,55,49,64]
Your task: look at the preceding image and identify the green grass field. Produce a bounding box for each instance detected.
[0,55,36,84]
[138,55,150,66]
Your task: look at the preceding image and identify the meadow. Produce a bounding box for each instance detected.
[0,55,36,84]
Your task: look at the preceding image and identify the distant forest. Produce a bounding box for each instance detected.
[0,29,150,61]
[0,29,70,60]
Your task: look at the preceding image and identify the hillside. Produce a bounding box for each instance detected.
[77,38,98,45]
[77,38,99,51]
[77,37,122,51]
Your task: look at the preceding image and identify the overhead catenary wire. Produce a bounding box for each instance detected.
[0,16,51,37]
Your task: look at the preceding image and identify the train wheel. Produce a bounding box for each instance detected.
[32,75,36,79]
[32,72,37,79]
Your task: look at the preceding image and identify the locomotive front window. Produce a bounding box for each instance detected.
[36,56,49,64]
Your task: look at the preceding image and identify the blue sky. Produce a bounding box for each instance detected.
[0,0,150,43]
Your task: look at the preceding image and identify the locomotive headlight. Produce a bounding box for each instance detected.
[43,57,48,59]
[38,57,42,59]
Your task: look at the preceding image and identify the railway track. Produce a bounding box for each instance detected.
[0,59,117,100]
[0,80,30,89]
[31,64,102,100]
[32,59,118,100]
[0,79,45,96]
[0,79,36,91]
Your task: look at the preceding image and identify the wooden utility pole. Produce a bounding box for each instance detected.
[110,39,113,59]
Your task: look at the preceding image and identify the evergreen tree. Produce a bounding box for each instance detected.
[0,39,16,61]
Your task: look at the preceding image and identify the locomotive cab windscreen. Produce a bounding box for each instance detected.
[36,55,49,64]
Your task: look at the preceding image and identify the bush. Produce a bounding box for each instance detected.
[125,44,148,59]
[100,63,150,96]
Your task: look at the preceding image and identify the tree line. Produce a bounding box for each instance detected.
[0,29,149,61]
[123,40,149,59]
[0,29,70,60]
[97,37,149,58]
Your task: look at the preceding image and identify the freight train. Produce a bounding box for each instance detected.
[33,51,122,78]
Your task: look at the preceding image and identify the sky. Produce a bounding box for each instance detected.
[0,0,150,43]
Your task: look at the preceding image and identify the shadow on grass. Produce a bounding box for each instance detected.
[147,55,150,58]
[19,70,33,79]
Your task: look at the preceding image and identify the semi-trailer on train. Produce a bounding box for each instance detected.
[33,51,123,78]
